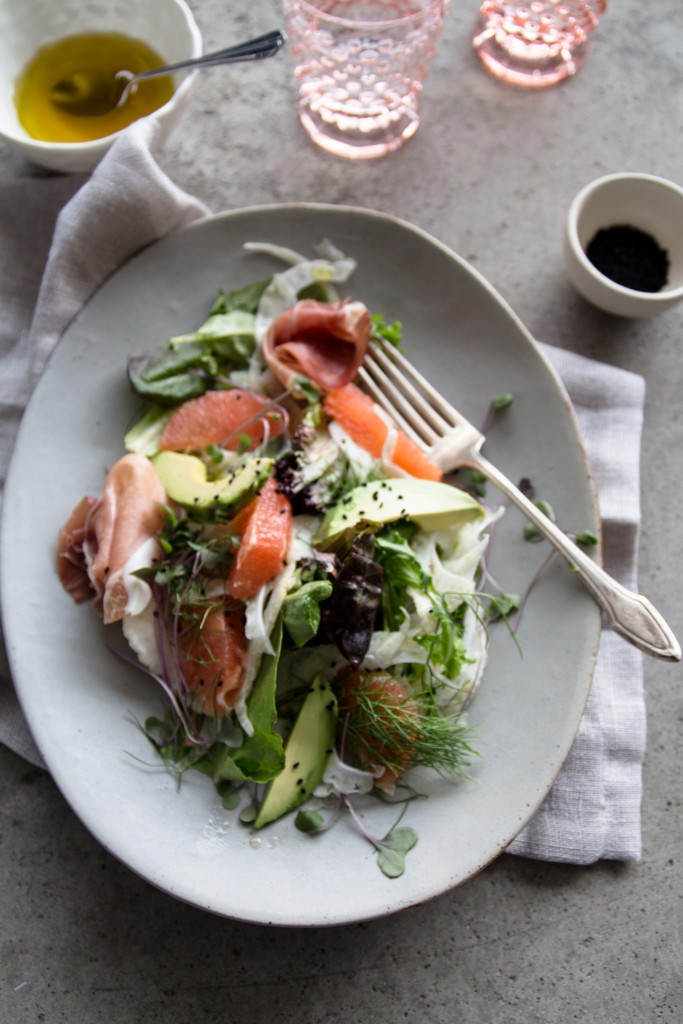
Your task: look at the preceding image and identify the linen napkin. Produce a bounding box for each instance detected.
[0,117,646,864]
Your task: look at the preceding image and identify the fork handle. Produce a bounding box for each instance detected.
[473,453,681,662]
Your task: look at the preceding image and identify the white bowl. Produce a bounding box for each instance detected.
[0,0,202,174]
[564,172,683,318]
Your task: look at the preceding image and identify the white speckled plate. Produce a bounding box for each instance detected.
[1,205,601,926]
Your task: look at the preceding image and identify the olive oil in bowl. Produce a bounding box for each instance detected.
[15,32,174,143]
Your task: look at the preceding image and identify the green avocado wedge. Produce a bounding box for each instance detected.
[152,451,273,514]
[315,477,485,545]
[253,673,337,830]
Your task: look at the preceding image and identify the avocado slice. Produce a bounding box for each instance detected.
[315,477,485,544]
[152,451,273,514]
[253,673,337,830]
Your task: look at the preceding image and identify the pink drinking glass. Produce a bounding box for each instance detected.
[472,1,608,87]
[282,1,450,160]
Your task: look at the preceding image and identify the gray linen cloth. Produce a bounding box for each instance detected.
[0,118,645,865]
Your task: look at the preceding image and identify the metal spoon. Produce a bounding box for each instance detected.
[50,29,286,117]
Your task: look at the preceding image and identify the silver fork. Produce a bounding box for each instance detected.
[359,337,681,662]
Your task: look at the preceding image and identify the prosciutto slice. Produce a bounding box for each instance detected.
[56,453,167,625]
[56,496,98,604]
[260,299,371,392]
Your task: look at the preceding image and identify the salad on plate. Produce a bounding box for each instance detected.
[55,241,514,875]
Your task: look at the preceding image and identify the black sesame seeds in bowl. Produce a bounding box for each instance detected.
[564,173,683,317]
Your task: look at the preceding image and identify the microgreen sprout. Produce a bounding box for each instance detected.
[291,374,322,404]
[524,498,557,542]
[480,392,514,436]
[371,313,403,348]
[341,797,418,878]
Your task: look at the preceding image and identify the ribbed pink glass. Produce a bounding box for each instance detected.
[472,1,607,87]
[282,1,449,159]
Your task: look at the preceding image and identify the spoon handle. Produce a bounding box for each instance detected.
[130,29,286,83]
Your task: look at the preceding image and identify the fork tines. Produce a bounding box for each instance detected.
[358,337,469,451]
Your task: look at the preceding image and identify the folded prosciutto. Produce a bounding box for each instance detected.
[261,298,372,392]
[57,453,167,624]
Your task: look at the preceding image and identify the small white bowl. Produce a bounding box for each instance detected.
[565,172,683,317]
[0,0,202,174]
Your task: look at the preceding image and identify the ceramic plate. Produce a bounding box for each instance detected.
[1,205,601,926]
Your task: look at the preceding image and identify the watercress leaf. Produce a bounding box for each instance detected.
[465,469,488,497]
[193,744,248,783]
[219,788,241,811]
[524,498,556,542]
[283,579,334,647]
[291,374,321,403]
[371,313,403,348]
[239,804,258,824]
[535,499,556,523]
[144,716,173,747]
[487,592,520,620]
[235,432,254,455]
[205,443,224,464]
[295,810,325,833]
[377,825,418,879]
[210,278,271,315]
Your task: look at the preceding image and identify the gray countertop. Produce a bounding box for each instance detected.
[1,1,681,1021]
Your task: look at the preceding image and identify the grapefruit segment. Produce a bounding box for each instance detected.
[159,388,286,453]
[180,605,247,716]
[227,477,293,601]
[323,382,443,481]
[338,671,418,793]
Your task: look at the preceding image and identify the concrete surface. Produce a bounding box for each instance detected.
[1,1,681,1021]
